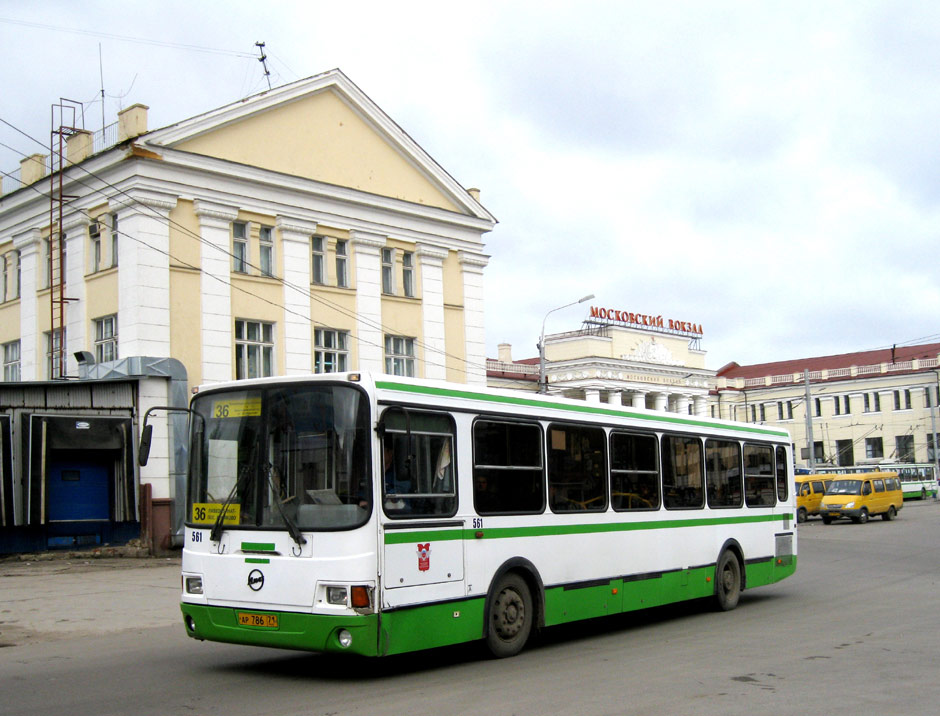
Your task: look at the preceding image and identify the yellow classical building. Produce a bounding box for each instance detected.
[0,69,495,552]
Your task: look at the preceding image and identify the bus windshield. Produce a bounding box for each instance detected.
[827,479,862,495]
[188,382,371,532]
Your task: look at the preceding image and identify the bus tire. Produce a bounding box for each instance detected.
[883,505,897,521]
[714,551,742,612]
[855,508,869,524]
[485,573,533,658]
[797,507,807,523]
[822,515,834,525]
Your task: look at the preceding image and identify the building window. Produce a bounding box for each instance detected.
[335,240,348,288]
[865,437,884,459]
[3,340,20,381]
[893,389,911,411]
[750,405,756,422]
[759,404,766,422]
[46,328,65,379]
[842,396,850,414]
[814,398,821,417]
[13,250,20,298]
[402,251,414,297]
[232,221,248,273]
[835,439,854,466]
[895,435,915,462]
[314,329,348,373]
[259,226,274,277]
[110,213,119,267]
[94,315,118,363]
[89,220,102,273]
[1,253,6,302]
[235,319,274,379]
[786,401,793,420]
[384,335,415,377]
[311,236,325,284]
[863,392,881,412]
[928,433,940,462]
[381,248,394,294]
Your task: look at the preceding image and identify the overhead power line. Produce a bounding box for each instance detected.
[0,17,257,58]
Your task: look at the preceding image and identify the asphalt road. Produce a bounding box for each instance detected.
[3,501,940,716]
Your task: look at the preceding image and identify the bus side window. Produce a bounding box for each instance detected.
[705,439,742,508]
[472,420,544,515]
[776,445,789,501]
[744,444,776,507]
[610,432,660,511]
[662,435,704,509]
[381,410,457,519]
[547,423,607,513]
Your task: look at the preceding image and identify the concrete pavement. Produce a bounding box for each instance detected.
[0,553,182,648]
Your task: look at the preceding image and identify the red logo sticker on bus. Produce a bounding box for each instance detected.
[417,543,431,571]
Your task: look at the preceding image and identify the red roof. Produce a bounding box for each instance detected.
[718,342,940,380]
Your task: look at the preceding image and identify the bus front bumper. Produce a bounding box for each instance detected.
[180,603,380,656]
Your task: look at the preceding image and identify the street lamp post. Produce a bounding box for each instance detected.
[538,293,594,394]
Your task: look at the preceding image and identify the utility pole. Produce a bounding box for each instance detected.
[804,369,816,472]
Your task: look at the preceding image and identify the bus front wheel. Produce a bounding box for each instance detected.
[485,573,533,658]
[714,551,741,612]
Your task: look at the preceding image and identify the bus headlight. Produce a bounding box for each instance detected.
[327,586,348,605]
[845,501,855,509]
[185,576,204,595]
[338,629,353,648]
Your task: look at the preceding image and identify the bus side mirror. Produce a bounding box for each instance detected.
[138,424,153,466]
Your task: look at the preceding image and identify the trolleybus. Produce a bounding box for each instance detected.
[143,373,797,658]
[808,463,937,500]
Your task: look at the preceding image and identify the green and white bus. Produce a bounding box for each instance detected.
[161,372,796,658]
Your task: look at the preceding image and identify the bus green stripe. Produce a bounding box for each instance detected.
[375,380,790,438]
[383,512,792,544]
[245,557,270,564]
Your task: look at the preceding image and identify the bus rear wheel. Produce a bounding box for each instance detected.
[714,551,742,612]
[797,507,807,523]
[485,573,533,658]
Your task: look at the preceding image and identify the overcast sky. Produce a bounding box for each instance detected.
[2,1,938,369]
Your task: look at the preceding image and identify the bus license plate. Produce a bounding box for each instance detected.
[237,612,278,628]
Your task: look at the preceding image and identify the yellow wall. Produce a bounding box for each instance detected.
[174,91,460,213]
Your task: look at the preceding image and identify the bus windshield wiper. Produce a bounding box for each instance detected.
[210,461,252,544]
[265,463,307,549]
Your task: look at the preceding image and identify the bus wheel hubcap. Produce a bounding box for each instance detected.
[495,588,524,638]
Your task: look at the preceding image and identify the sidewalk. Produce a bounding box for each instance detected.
[0,552,182,648]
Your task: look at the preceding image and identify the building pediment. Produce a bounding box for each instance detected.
[142,69,493,221]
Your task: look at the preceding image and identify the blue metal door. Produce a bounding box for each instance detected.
[47,460,110,522]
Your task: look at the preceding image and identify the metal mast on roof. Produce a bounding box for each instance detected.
[49,99,83,379]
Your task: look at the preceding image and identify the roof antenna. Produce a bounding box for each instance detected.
[255,42,272,90]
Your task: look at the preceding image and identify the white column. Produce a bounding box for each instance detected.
[693,396,707,416]
[416,243,448,381]
[277,217,316,375]
[585,388,601,403]
[13,228,40,379]
[631,391,646,409]
[675,395,691,415]
[194,200,238,384]
[351,231,385,373]
[114,189,177,358]
[63,213,89,373]
[607,389,622,406]
[458,250,489,385]
[653,392,668,411]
